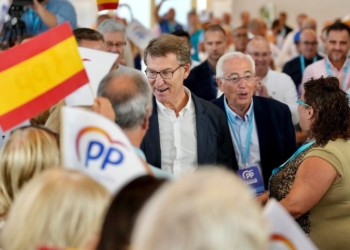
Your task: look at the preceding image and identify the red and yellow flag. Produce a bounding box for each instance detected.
[0,22,89,131]
[97,0,119,11]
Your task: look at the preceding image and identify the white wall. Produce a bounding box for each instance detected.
[210,0,350,33]
[117,0,152,28]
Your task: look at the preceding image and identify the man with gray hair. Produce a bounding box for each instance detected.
[97,67,172,179]
[212,51,296,201]
[97,19,128,68]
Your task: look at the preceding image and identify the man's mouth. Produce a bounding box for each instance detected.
[156,88,169,93]
[238,92,248,98]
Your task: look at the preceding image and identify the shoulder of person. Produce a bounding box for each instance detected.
[254,96,290,114]
[192,94,226,117]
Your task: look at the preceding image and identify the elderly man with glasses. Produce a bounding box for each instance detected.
[141,34,235,176]
[212,51,297,202]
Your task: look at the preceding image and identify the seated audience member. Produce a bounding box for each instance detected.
[155,0,183,34]
[97,176,166,250]
[141,34,234,175]
[184,25,228,101]
[277,14,308,67]
[231,26,249,53]
[0,126,60,219]
[97,19,129,69]
[240,11,250,28]
[278,12,293,39]
[212,51,296,199]
[266,19,281,45]
[246,36,299,125]
[171,30,200,69]
[73,28,106,51]
[247,18,281,67]
[132,167,269,250]
[2,169,110,250]
[97,67,173,179]
[302,22,350,92]
[269,77,350,249]
[20,0,77,36]
[283,29,323,94]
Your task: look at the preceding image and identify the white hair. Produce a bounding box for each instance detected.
[97,19,125,34]
[216,51,255,78]
[131,167,269,250]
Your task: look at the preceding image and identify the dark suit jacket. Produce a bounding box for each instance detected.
[212,95,297,188]
[279,25,293,38]
[141,94,236,171]
[282,54,323,89]
[184,60,217,101]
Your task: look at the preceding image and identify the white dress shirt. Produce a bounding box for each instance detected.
[261,69,299,125]
[156,87,197,176]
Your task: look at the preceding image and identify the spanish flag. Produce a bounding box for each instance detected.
[97,0,119,11]
[0,22,89,131]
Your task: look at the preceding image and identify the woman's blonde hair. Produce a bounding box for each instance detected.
[0,126,60,216]
[45,99,66,133]
[2,169,110,250]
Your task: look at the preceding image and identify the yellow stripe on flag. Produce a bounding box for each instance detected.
[0,36,84,116]
[97,0,118,5]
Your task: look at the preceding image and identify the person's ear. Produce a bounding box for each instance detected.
[142,108,152,131]
[183,63,191,79]
[307,106,314,119]
[217,78,224,92]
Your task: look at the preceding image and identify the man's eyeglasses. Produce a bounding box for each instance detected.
[220,74,256,85]
[105,42,127,49]
[145,65,183,80]
[297,99,310,107]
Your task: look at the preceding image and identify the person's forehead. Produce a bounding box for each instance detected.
[222,58,253,74]
[247,40,270,52]
[205,30,226,40]
[327,30,350,40]
[79,39,105,51]
[103,31,125,41]
[300,32,317,41]
[146,53,179,67]
[234,28,248,35]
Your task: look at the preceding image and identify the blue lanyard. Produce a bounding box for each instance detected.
[325,58,350,90]
[300,55,317,74]
[227,103,254,165]
[29,9,40,34]
[270,140,315,178]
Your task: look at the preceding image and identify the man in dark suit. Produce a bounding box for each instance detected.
[184,25,228,101]
[141,34,234,176]
[282,29,323,94]
[278,12,293,38]
[212,51,297,200]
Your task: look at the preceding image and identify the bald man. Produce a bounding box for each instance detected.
[246,36,299,126]
[283,29,323,93]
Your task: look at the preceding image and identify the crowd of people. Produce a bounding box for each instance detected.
[1,0,350,249]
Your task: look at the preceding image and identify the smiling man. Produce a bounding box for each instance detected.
[211,51,297,196]
[302,22,350,92]
[141,34,234,176]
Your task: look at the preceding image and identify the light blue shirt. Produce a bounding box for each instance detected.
[133,147,174,180]
[224,98,261,171]
[21,0,77,36]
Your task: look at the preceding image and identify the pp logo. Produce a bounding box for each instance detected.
[76,127,127,170]
[133,26,145,39]
[242,170,255,180]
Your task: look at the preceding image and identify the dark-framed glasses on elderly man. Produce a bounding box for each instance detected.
[219,74,256,85]
[297,99,310,107]
[105,42,127,49]
[145,65,183,80]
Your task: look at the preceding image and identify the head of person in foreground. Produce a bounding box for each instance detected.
[131,167,269,250]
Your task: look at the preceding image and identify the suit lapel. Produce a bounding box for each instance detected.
[192,95,208,164]
[253,97,269,171]
[148,97,162,167]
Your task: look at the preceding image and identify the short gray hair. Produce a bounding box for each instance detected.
[97,67,152,130]
[132,167,269,250]
[97,19,126,34]
[216,52,255,78]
